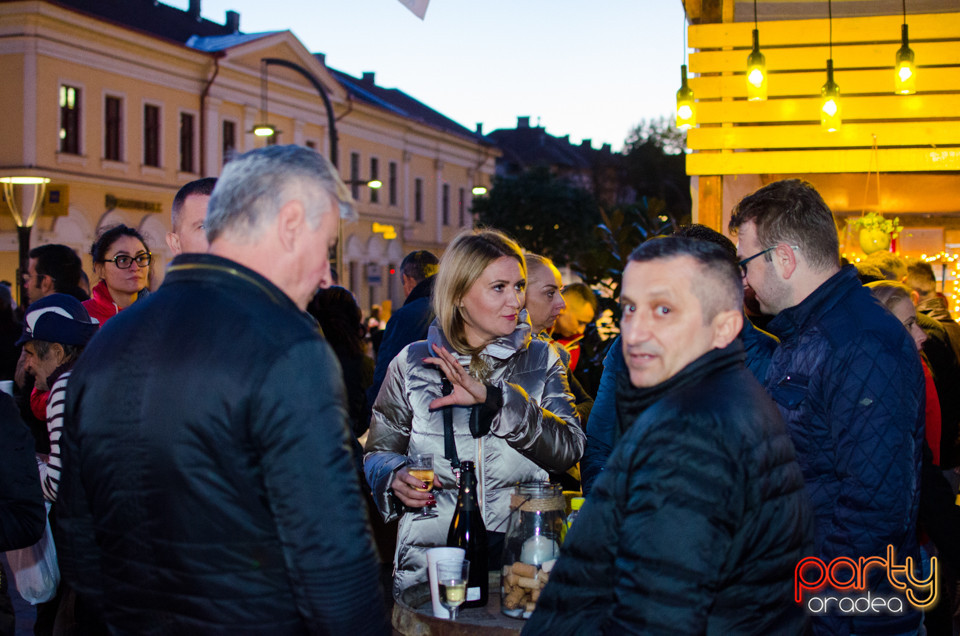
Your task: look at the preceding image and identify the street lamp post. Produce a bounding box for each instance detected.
[261,57,339,168]
[258,57,343,280]
[2,176,49,306]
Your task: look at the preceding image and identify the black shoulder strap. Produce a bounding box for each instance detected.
[441,378,460,470]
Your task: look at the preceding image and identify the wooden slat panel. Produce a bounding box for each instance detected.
[686,147,960,175]
[689,13,960,48]
[690,41,960,74]
[697,176,724,230]
[688,121,960,150]
[690,67,960,100]
[694,93,960,124]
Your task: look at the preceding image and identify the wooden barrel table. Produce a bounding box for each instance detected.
[392,574,523,635]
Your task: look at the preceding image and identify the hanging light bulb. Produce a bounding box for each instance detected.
[746,30,767,101]
[820,0,841,132]
[821,59,841,132]
[746,0,767,101]
[676,16,695,131]
[676,64,696,130]
[895,0,916,95]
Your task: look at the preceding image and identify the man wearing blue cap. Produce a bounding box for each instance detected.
[18,293,99,502]
[17,293,98,635]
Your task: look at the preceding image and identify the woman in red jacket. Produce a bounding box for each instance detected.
[83,225,151,327]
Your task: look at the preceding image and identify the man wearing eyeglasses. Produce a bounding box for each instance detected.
[730,179,925,636]
[55,146,389,635]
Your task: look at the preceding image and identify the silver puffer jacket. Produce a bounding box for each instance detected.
[364,319,584,598]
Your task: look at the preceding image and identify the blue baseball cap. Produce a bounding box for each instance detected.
[17,293,99,347]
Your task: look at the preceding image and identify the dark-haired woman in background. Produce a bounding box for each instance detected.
[83,225,151,327]
[307,286,374,437]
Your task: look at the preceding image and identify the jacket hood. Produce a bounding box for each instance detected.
[425,314,532,366]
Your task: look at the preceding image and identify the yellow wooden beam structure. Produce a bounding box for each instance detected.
[683,9,960,177]
[695,93,957,124]
[687,147,960,175]
[688,13,960,49]
[690,41,960,75]
[690,69,960,102]
[689,122,960,150]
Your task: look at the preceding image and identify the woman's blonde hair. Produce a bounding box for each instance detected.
[433,228,526,357]
[866,280,912,311]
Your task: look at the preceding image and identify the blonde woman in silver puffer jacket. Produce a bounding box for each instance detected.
[363,229,584,599]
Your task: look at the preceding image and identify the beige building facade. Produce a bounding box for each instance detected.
[0,0,496,312]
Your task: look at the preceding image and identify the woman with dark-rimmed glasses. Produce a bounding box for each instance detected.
[83,224,152,327]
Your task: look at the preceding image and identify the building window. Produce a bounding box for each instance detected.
[350,152,361,199]
[389,161,398,206]
[179,113,195,173]
[370,157,379,204]
[305,140,316,150]
[104,96,122,161]
[59,85,80,155]
[222,120,236,165]
[458,187,466,226]
[143,104,161,167]
[442,184,450,226]
[415,178,423,222]
[266,130,278,146]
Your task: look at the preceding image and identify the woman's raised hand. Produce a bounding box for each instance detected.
[425,343,487,409]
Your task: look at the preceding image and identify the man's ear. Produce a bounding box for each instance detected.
[276,200,306,252]
[165,232,181,256]
[774,242,798,280]
[910,290,921,307]
[711,309,743,349]
[39,274,55,295]
[49,342,67,366]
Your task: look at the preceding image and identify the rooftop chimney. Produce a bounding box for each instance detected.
[225,10,239,32]
[580,139,592,149]
[601,143,612,153]
[315,52,326,66]
[560,135,570,144]
[362,72,376,85]
[188,0,201,20]
[476,123,483,135]
[517,116,530,129]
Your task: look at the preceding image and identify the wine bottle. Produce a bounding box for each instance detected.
[446,460,488,607]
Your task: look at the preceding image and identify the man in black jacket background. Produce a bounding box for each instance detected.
[56,146,389,635]
[366,249,438,421]
[526,237,812,635]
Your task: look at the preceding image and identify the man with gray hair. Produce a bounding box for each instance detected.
[56,146,390,634]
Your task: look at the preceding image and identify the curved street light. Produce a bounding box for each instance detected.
[2,176,50,305]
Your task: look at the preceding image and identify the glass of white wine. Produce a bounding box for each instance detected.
[407,453,437,520]
[437,559,470,620]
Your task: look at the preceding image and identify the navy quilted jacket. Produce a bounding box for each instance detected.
[764,265,925,636]
[525,343,813,635]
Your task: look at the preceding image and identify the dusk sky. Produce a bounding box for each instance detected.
[174,0,686,151]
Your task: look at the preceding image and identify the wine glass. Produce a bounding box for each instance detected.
[437,559,470,620]
[407,453,438,520]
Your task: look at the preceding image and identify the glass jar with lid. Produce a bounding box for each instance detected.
[500,482,565,619]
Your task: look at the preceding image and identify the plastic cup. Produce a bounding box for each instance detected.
[425,547,464,618]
